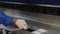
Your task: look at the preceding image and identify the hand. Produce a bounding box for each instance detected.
[15,19,28,30]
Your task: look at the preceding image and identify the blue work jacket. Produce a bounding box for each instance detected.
[0,10,13,34]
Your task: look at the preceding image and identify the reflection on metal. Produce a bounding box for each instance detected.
[0,1,26,5]
[34,4,60,8]
[0,1,60,8]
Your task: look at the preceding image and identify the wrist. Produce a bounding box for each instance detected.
[12,18,17,24]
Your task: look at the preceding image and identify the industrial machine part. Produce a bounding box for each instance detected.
[0,24,48,34]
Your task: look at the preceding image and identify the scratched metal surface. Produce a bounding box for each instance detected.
[1,8,60,34]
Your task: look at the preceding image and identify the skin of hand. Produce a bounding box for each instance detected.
[12,19,28,30]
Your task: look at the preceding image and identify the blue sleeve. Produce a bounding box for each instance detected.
[0,10,14,26]
[0,32,2,34]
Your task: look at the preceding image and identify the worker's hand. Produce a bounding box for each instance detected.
[15,19,28,30]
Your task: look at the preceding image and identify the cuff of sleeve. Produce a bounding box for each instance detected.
[4,17,14,26]
[12,19,17,24]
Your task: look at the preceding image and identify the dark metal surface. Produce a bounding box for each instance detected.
[0,1,60,8]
